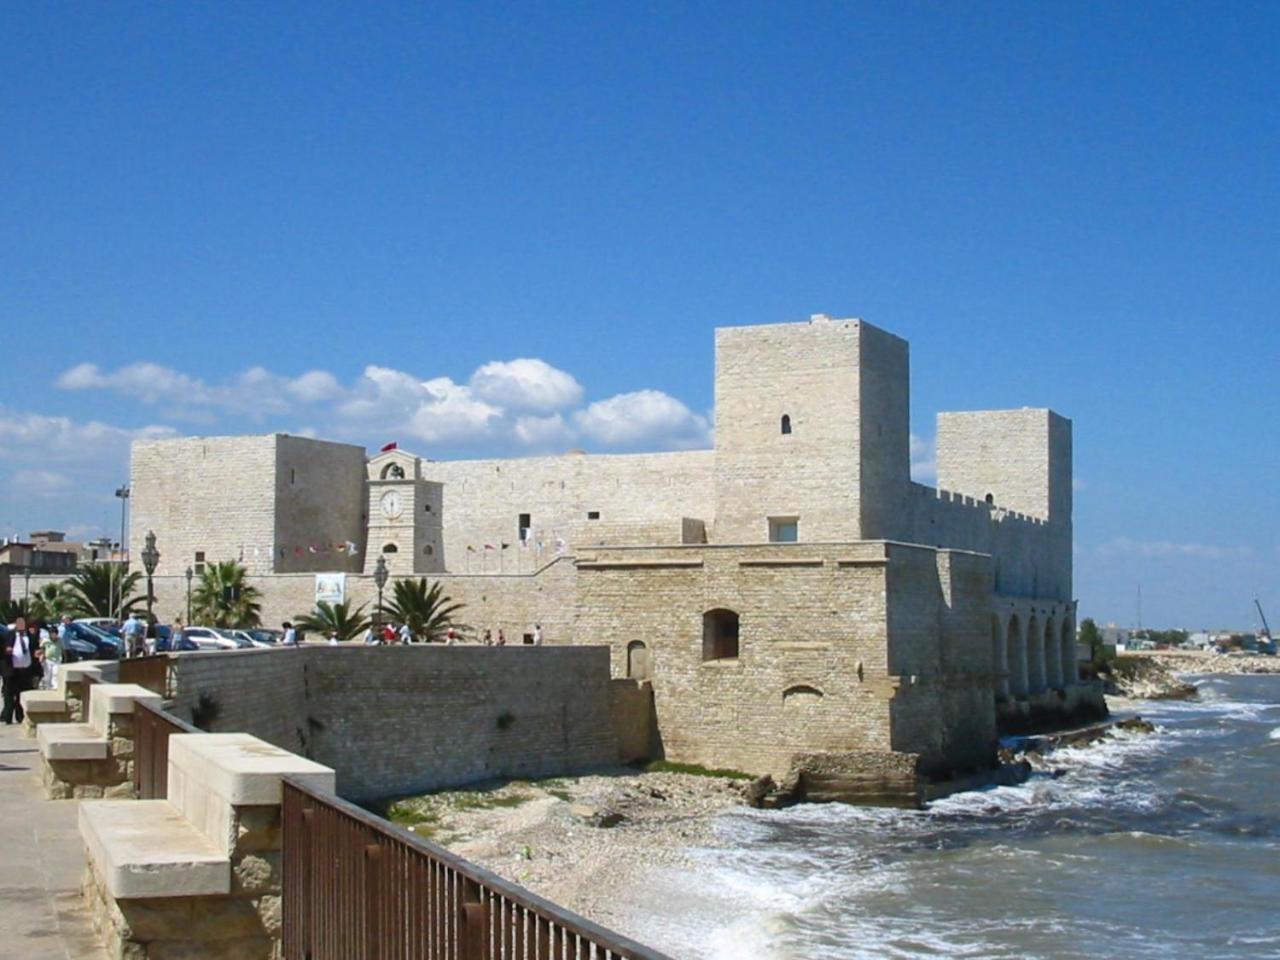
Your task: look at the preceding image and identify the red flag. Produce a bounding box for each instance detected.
[380,441,398,452]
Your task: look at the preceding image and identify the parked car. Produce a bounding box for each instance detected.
[233,628,283,648]
[182,626,254,651]
[60,622,124,661]
[75,618,121,633]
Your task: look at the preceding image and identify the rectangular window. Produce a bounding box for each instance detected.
[194,550,206,575]
[518,512,531,541]
[768,517,799,543]
[587,510,600,520]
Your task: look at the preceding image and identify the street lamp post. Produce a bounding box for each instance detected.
[24,568,31,601]
[185,566,194,624]
[373,555,389,633]
[141,531,160,650]
[114,485,130,621]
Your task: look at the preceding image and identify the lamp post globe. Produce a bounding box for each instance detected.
[142,530,160,624]
[373,555,389,630]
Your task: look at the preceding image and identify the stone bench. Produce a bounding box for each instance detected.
[81,732,335,960]
[37,683,161,799]
[63,660,120,722]
[20,688,71,736]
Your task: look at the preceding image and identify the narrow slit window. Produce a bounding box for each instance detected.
[781,414,792,435]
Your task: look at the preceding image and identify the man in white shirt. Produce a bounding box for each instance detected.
[122,613,145,658]
[397,622,413,645]
[281,622,298,646]
[2,618,35,724]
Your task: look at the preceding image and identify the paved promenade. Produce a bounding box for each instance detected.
[0,722,106,960]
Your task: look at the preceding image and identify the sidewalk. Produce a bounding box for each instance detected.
[0,722,107,960]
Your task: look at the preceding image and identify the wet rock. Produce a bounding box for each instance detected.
[741,775,775,808]
[568,804,625,828]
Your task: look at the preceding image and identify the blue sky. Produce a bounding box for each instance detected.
[2,3,1277,629]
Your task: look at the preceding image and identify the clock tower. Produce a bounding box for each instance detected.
[365,449,444,576]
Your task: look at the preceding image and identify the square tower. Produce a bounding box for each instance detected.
[365,449,444,576]
[935,409,1072,523]
[712,315,911,543]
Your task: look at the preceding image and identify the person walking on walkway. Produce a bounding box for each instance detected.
[121,612,145,659]
[1,617,35,724]
[40,624,62,690]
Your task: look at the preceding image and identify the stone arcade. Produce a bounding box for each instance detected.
[125,315,1101,790]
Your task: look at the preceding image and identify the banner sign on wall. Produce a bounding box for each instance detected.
[314,573,346,605]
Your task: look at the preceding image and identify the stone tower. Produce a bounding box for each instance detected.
[712,314,911,543]
[364,449,444,576]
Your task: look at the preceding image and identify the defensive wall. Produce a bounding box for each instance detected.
[162,645,620,802]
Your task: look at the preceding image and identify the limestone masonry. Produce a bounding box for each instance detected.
[129,314,1091,783]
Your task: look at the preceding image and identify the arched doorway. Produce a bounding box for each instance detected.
[626,640,652,680]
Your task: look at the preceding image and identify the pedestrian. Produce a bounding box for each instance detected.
[167,616,186,652]
[122,610,145,658]
[496,628,505,647]
[362,624,379,646]
[57,615,72,648]
[145,616,158,656]
[381,622,396,644]
[327,631,339,646]
[445,629,458,646]
[483,629,493,646]
[533,623,543,646]
[397,622,412,645]
[1,617,35,724]
[41,624,62,690]
[282,621,298,646]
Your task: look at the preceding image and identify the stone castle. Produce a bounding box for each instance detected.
[129,314,1093,786]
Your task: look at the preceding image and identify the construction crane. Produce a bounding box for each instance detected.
[1256,599,1276,655]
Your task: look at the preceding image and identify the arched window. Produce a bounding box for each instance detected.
[702,609,740,661]
[380,463,405,480]
[782,684,823,707]
[381,543,398,554]
[626,640,652,680]
[985,492,994,505]
[780,414,792,435]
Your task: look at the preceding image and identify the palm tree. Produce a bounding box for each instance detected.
[0,598,30,623]
[61,563,144,618]
[294,601,369,643]
[382,578,466,642]
[28,583,72,622]
[191,561,263,628]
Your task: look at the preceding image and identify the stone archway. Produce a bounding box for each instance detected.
[1060,619,1076,686]
[1026,614,1044,694]
[1044,616,1061,689]
[993,615,1010,697]
[1008,615,1028,697]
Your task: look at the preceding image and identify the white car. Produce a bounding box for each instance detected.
[182,626,254,651]
[229,629,282,648]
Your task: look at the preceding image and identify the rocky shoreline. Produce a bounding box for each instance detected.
[385,769,751,937]
[1102,651,1280,700]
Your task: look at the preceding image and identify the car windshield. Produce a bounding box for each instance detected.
[247,630,280,643]
[80,624,122,645]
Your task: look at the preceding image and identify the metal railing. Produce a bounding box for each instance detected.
[132,700,199,800]
[119,654,172,698]
[282,777,672,960]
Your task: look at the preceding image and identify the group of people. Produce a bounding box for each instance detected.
[1,616,68,725]
[480,624,543,646]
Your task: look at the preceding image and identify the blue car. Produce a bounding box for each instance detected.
[60,622,124,661]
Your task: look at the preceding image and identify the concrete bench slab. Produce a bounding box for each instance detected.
[38,723,108,760]
[169,733,336,806]
[62,660,119,684]
[88,683,162,735]
[80,800,230,900]
[21,689,69,714]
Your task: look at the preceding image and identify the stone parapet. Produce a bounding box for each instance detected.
[20,689,70,737]
[37,682,161,800]
[80,731,334,960]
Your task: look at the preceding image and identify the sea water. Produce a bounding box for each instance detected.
[633,675,1280,959]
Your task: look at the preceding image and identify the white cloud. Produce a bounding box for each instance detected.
[513,413,575,449]
[469,359,582,413]
[574,390,711,449]
[1096,538,1253,561]
[0,406,175,463]
[10,469,74,496]
[909,433,937,483]
[338,368,501,444]
[286,370,344,403]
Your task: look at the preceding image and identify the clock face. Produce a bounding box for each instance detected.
[380,490,404,519]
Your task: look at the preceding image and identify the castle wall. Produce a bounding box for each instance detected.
[164,646,618,802]
[573,542,905,778]
[419,451,715,567]
[273,435,367,574]
[130,435,280,578]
